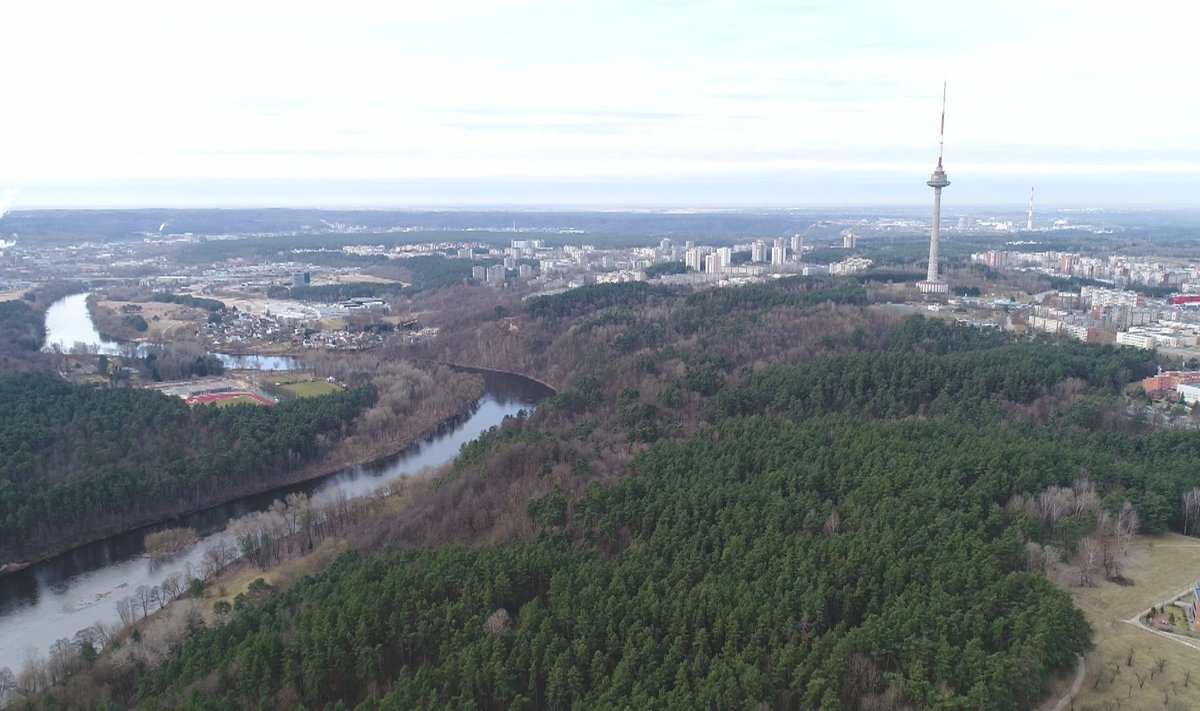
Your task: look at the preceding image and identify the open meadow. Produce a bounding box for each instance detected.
[1038,533,1200,710]
[99,299,206,340]
[278,379,342,398]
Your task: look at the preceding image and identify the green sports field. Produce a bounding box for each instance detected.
[280,380,342,398]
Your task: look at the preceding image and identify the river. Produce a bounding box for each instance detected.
[42,292,120,355]
[41,292,303,370]
[0,296,551,674]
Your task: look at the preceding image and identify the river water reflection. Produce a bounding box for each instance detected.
[42,293,120,354]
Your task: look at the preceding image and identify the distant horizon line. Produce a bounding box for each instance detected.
[4,203,1197,214]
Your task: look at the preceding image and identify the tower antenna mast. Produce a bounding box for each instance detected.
[938,80,946,166]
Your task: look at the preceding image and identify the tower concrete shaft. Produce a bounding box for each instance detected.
[922,158,950,290]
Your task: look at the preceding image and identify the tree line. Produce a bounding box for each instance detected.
[150,293,227,312]
[714,341,1154,423]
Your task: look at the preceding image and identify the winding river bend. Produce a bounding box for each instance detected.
[0,295,551,674]
[41,292,302,370]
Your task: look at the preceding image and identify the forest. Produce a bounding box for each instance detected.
[0,353,488,570]
[0,284,80,374]
[133,412,1111,711]
[0,300,44,357]
[0,374,377,563]
[714,341,1153,422]
[13,272,1200,711]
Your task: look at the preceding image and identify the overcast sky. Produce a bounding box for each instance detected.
[1,0,1196,210]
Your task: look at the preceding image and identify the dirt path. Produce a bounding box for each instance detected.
[1049,654,1086,711]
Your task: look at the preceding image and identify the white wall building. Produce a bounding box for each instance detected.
[1116,331,1157,349]
[1177,383,1200,404]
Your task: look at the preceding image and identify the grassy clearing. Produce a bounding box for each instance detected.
[1035,533,1200,711]
[204,540,348,622]
[335,273,405,284]
[103,299,202,339]
[280,380,342,398]
[214,395,265,408]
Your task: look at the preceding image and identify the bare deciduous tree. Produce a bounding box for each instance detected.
[1076,536,1101,587]
[284,492,308,536]
[1097,511,1118,580]
[160,572,184,602]
[482,609,512,636]
[86,621,113,651]
[117,596,138,625]
[15,652,47,698]
[135,585,155,618]
[0,667,15,704]
[47,638,76,686]
[1183,488,1200,536]
[202,539,236,579]
[822,510,841,538]
[1116,502,1140,558]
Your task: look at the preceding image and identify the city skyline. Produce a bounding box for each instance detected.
[1,1,1196,209]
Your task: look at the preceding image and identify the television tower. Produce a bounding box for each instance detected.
[1026,187,1035,230]
[919,83,950,294]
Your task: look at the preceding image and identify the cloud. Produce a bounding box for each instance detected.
[2,1,1198,207]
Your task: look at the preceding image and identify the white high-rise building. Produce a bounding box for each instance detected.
[791,234,804,258]
[686,247,712,271]
[751,240,767,262]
